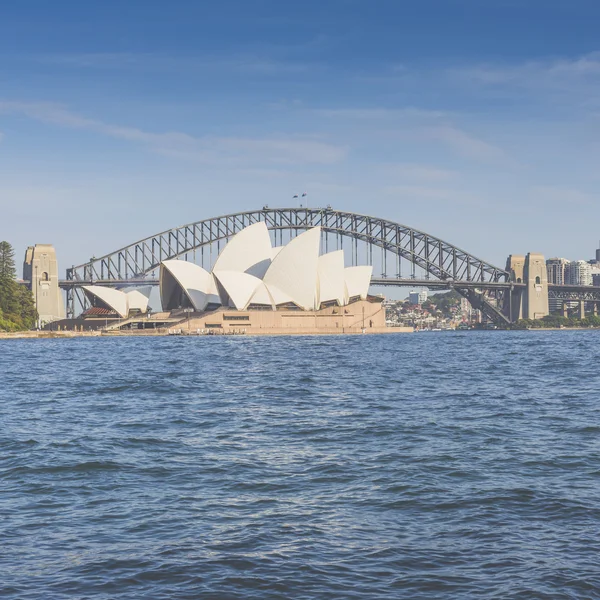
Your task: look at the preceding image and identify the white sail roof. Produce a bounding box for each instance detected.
[270,246,284,260]
[126,289,151,313]
[213,221,273,278]
[248,281,276,308]
[263,283,295,307]
[82,285,129,318]
[262,227,321,310]
[160,260,221,311]
[344,266,372,301]
[213,270,262,310]
[317,250,346,306]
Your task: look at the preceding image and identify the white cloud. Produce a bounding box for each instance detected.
[529,185,596,207]
[449,52,600,95]
[0,101,347,166]
[423,125,509,163]
[302,181,353,193]
[381,163,458,181]
[314,107,445,120]
[382,185,454,200]
[382,185,485,208]
[36,52,312,76]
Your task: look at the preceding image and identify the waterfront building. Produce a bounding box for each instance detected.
[159,223,373,312]
[151,223,387,334]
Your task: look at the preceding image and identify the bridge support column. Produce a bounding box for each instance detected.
[593,303,598,317]
[504,255,525,322]
[562,302,569,318]
[523,253,549,320]
[579,300,585,320]
[23,244,65,327]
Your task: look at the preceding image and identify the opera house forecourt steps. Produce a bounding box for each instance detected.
[71,223,413,335]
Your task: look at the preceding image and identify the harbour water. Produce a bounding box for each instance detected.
[2,332,600,599]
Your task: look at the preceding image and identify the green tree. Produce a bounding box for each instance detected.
[0,241,19,318]
[0,241,37,331]
[0,241,16,279]
[14,283,36,329]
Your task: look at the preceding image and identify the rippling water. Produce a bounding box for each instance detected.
[2,332,600,599]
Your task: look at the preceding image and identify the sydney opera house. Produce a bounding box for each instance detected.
[80,223,387,334]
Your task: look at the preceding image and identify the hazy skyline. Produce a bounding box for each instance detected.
[2,0,600,274]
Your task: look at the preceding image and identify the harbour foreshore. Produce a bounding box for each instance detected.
[0,326,413,339]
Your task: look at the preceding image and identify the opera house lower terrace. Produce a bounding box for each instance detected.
[76,223,398,335]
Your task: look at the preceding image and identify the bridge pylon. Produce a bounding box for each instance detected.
[23,244,65,327]
[503,253,549,321]
[524,253,549,320]
[504,255,525,322]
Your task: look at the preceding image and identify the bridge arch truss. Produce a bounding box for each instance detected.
[65,207,510,319]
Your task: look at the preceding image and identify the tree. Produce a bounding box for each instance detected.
[0,241,20,318]
[17,284,36,328]
[0,241,37,331]
[0,241,16,279]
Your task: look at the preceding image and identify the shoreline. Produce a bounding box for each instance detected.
[4,327,600,339]
[0,327,413,340]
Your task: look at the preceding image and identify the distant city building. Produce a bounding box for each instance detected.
[460,296,481,323]
[566,260,592,286]
[546,253,596,313]
[589,241,600,267]
[546,257,569,285]
[409,290,427,305]
[546,257,570,312]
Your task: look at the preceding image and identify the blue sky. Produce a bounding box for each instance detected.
[2,0,600,275]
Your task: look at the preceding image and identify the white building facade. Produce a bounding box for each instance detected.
[565,260,592,286]
[157,223,373,313]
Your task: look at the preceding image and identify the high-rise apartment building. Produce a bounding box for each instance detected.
[546,258,569,285]
[408,290,428,305]
[566,260,592,286]
[546,258,570,312]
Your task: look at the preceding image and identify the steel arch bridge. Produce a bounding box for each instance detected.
[64,207,512,321]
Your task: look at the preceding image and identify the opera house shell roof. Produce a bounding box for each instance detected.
[82,285,151,318]
[159,222,372,312]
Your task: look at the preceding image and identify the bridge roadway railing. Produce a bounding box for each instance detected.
[56,279,600,297]
[548,285,600,301]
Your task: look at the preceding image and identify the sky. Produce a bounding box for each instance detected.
[2,0,600,277]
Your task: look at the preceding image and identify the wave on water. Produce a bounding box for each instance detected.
[1,332,600,599]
